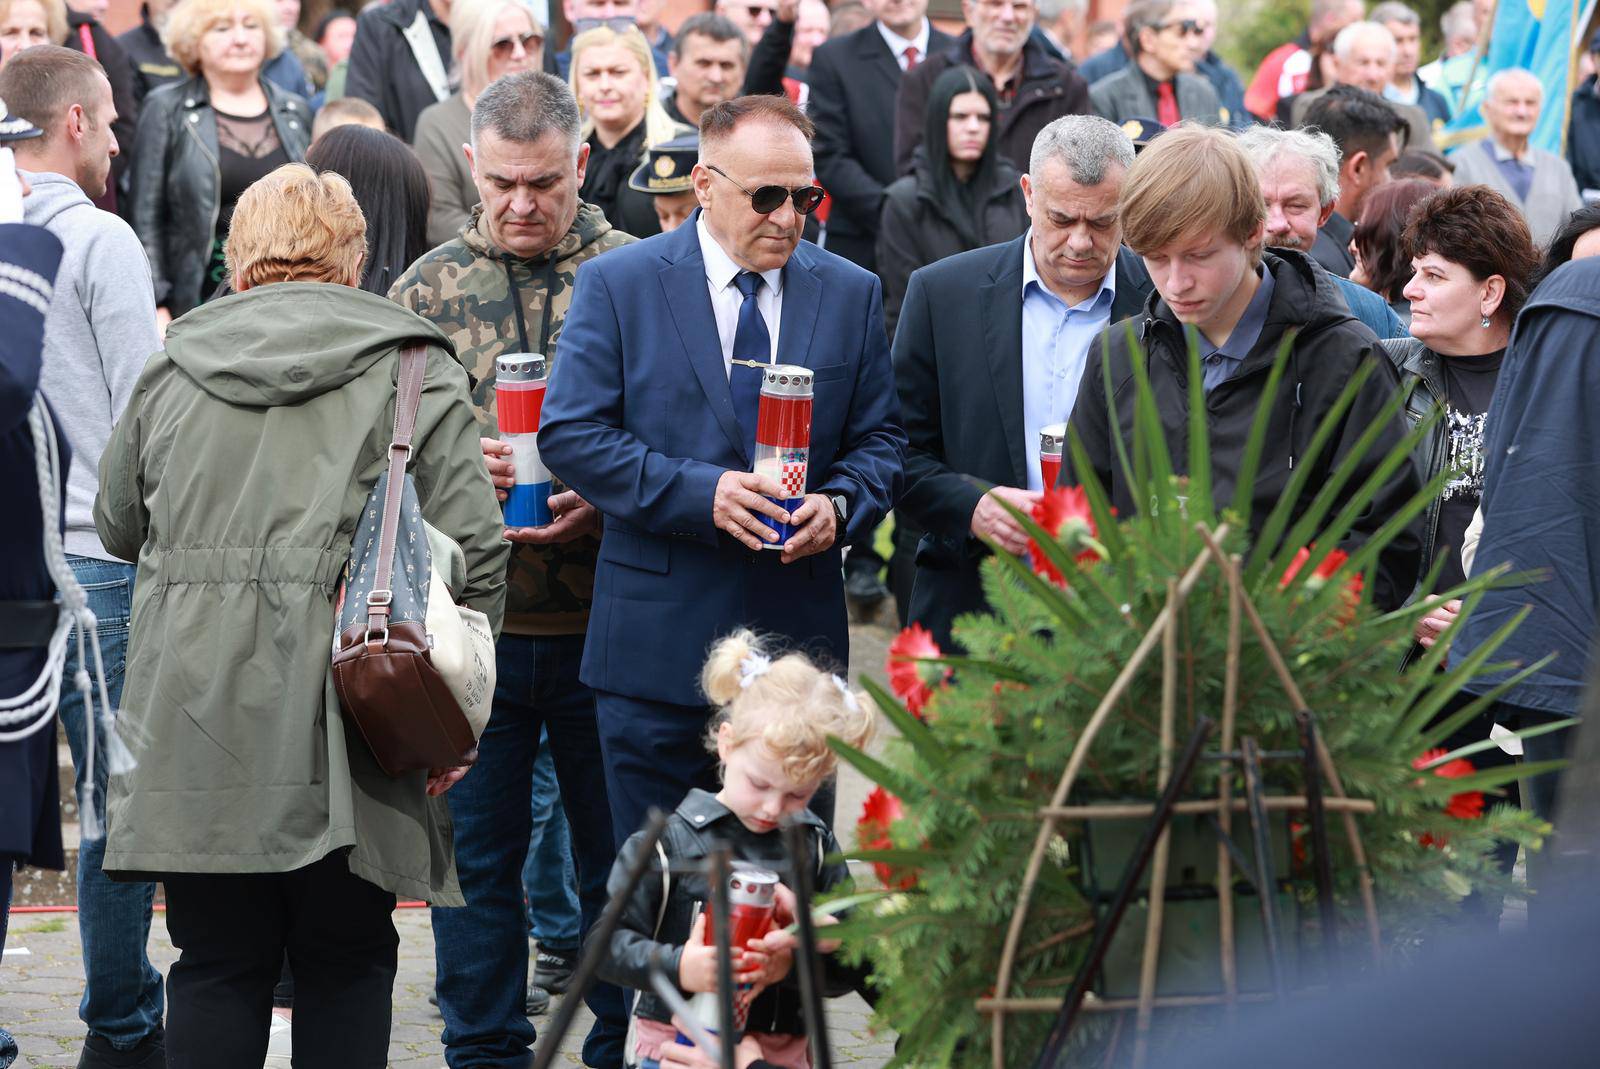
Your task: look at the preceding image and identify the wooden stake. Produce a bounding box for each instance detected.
[1132,580,1182,1068]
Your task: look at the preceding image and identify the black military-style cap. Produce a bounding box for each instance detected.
[1121,117,1168,152]
[0,96,43,144]
[628,133,699,195]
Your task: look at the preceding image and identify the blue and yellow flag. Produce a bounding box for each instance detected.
[1440,0,1581,153]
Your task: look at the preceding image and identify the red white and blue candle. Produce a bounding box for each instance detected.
[1040,423,1066,490]
[496,353,552,528]
[752,365,813,548]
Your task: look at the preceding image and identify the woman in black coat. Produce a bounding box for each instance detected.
[127,0,310,325]
[877,64,1028,338]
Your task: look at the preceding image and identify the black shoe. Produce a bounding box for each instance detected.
[526,980,552,1015]
[77,1029,165,1069]
[532,946,578,993]
[843,562,890,621]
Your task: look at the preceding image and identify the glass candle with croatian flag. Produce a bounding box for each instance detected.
[496,353,553,528]
[1039,423,1066,490]
[752,365,814,547]
[675,866,780,1049]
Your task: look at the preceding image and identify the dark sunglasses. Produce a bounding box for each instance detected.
[1156,18,1207,36]
[490,30,543,57]
[708,164,825,215]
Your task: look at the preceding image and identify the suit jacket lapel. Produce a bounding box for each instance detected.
[983,238,1029,487]
[658,218,747,460]
[856,27,901,94]
[777,244,822,369]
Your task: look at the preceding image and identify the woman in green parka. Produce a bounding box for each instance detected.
[94,164,509,1067]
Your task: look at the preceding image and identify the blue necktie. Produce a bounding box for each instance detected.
[730,270,771,456]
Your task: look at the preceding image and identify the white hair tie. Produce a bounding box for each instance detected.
[832,674,860,713]
[739,653,772,689]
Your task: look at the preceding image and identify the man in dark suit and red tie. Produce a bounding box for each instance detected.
[539,95,906,843]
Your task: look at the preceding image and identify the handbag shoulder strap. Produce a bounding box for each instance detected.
[364,345,428,645]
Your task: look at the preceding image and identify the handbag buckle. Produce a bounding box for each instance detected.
[364,626,389,648]
[366,589,393,609]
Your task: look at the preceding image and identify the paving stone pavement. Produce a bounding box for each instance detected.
[1,909,895,1068]
[1,616,903,1069]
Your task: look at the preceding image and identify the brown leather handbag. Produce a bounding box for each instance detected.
[332,346,479,777]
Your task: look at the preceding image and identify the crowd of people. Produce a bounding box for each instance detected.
[4,0,1600,1067]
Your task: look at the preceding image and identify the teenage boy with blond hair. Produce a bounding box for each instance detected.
[1063,123,1423,610]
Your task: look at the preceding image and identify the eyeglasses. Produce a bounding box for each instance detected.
[490,30,543,57]
[572,15,637,33]
[1155,18,1207,37]
[708,164,826,215]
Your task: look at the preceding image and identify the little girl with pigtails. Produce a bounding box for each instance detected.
[599,629,877,1069]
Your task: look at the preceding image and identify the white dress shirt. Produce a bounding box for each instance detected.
[1020,231,1117,490]
[698,216,783,376]
[876,18,931,70]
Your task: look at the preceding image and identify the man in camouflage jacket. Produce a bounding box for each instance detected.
[389,72,634,1069]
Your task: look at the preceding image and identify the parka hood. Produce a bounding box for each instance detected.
[160,282,453,406]
[460,200,618,268]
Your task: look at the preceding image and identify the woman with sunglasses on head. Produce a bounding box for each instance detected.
[877,65,1026,339]
[413,0,543,247]
[570,23,689,236]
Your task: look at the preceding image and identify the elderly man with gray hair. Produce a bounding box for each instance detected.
[1288,20,1436,149]
[1371,1,1452,129]
[892,114,1154,647]
[1452,68,1584,246]
[1238,124,1406,339]
[389,69,635,1069]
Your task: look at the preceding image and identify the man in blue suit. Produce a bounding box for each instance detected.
[540,94,906,843]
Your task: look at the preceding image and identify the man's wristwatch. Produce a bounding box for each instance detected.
[828,493,849,527]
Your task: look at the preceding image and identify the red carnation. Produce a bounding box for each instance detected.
[1412,748,1485,847]
[1279,546,1363,624]
[857,786,915,889]
[886,623,949,719]
[1027,485,1103,587]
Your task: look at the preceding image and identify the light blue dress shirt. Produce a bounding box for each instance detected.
[1200,265,1276,393]
[1021,231,1117,490]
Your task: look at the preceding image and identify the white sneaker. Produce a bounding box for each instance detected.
[264,1009,293,1068]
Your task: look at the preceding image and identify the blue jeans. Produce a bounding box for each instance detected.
[432,634,624,1068]
[57,556,163,1048]
[522,731,580,950]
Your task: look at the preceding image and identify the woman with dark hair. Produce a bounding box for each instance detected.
[1351,178,1438,327]
[876,64,1027,337]
[304,123,430,295]
[1385,185,1540,615]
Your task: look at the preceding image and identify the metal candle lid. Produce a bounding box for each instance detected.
[1039,423,1067,453]
[728,866,780,905]
[760,364,813,397]
[496,352,547,383]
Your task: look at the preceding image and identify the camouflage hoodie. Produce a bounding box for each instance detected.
[390,201,636,636]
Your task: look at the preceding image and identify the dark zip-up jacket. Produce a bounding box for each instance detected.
[1569,74,1600,193]
[1064,249,1423,611]
[599,789,854,1035]
[117,14,185,102]
[128,76,311,316]
[894,31,1090,177]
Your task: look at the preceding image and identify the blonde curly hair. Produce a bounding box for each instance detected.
[701,630,877,788]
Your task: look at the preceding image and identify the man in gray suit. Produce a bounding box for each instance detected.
[1452,68,1583,247]
[1089,0,1220,127]
[1290,21,1434,150]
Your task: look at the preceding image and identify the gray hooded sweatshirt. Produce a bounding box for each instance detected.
[23,170,161,561]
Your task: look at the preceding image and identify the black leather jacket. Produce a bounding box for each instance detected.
[1381,337,1447,598]
[128,76,311,316]
[597,789,854,1034]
